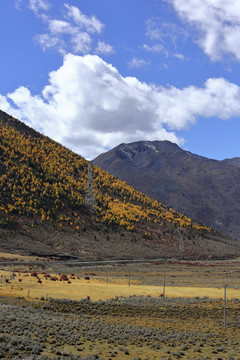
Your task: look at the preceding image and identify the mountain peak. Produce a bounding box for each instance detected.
[93,140,240,240]
[118,140,181,153]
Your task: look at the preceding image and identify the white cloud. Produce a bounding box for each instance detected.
[34,33,61,52]
[42,17,93,54]
[71,32,92,54]
[28,0,50,16]
[155,77,240,130]
[146,18,163,40]
[142,44,166,53]
[48,19,71,34]
[2,55,240,159]
[128,57,149,68]
[64,4,104,34]
[15,0,23,10]
[146,19,186,43]
[0,95,19,117]
[143,18,187,59]
[29,2,110,55]
[141,44,186,60]
[95,41,114,55]
[170,0,240,61]
[173,53,185,60]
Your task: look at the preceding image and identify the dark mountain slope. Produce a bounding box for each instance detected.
[222,157,240,168]
[93,141,240,240]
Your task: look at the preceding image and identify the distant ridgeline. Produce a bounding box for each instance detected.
[0,110,212,236]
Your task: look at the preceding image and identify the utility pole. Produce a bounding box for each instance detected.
[224,284,227,328]
[85,163,96,210]
[163,271,166,297]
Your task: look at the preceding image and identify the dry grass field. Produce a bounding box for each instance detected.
[1,267,240,301]
[0,253,240,359]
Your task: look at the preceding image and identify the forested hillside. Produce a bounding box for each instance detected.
[0,110,210,234]
[1,110,239,259]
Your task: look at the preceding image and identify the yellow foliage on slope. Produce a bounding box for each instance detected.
[0,117,212,234]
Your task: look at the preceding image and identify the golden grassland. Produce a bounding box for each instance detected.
[1,251,240,301]
[1,266,240,301]
[1,273,240,301]
[0,251,48,262]
[1,256,240,359]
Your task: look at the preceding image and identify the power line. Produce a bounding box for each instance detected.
[177,228,185,254]
[85,162,96,210]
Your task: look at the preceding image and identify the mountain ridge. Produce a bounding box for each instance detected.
[93,140,240,240]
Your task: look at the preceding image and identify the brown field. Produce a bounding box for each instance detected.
[0,254,240,359]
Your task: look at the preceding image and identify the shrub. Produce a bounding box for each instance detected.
[60,274,68,281]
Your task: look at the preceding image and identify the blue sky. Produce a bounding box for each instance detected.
[1,0,240,160]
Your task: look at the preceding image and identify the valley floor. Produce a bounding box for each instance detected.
[0,255,240,359]
[0,295,240,359]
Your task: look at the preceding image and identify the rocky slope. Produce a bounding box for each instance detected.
[93,141,240,240]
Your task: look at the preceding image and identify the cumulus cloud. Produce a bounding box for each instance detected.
[169,0,240,61]
[0,95,20,118]
[1,55,240,159]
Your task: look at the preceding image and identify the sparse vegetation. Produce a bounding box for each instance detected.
[1,255,240,359]
[0,294,239,359]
